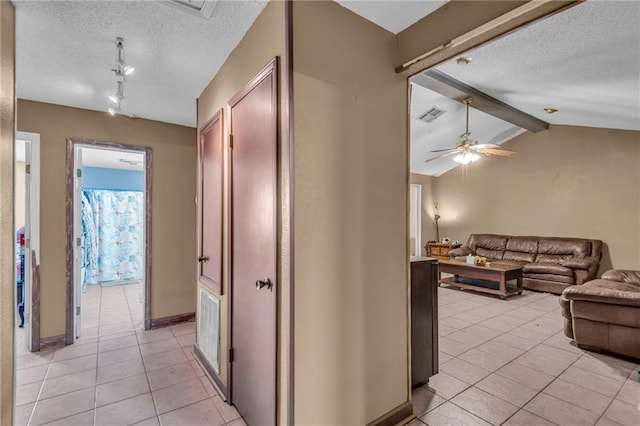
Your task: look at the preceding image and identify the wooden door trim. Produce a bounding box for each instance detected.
[198,109,224,294]
[65,138,153,345]
[228,57,279,419]
[228,59,278,109]
[284,0,295,423]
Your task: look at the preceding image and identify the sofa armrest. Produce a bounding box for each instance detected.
[562,256,599,270]
[448,245,472,258]
[562,285,640,307]
[601,269,640,285]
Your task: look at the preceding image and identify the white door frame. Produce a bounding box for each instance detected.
[16,131,40,352]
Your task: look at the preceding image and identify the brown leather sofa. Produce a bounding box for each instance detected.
[560,270,640,360]
[448,234,602,294]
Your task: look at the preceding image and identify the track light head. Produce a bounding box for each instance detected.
[108,81,124,104]
[118,60,135,76]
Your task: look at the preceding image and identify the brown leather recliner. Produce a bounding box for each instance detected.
[448,234,602,294]
[559,270,640,360]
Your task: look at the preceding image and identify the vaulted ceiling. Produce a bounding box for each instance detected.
[409,0,640,176]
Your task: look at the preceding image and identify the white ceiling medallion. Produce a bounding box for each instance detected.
[158,0,219,19]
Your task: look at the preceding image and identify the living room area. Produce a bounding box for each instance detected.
[408,1,639,425]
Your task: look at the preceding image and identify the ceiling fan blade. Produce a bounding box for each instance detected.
[430,148,458,153]
[474,143,500,149]
[480,148,517,157]
[425,151,460,163]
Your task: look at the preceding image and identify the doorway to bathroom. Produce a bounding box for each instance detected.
[66,139,152,343]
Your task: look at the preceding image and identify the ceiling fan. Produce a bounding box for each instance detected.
[426,97,517,164]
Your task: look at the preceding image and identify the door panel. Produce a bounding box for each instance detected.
[230,60,278,425]
[199,110,223,292]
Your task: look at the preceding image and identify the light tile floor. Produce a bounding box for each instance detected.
[80,281,144,338]
[412,286,640,426]
[16,283,640,425]
[14,282,243,426]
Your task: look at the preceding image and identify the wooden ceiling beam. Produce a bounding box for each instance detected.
[396,0,583,76]
[412,69,549,133]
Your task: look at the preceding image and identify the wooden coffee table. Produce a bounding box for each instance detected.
[438,259,523,299]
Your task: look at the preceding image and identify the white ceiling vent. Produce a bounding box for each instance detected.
[158,0,219,19]
[419,106,446,123]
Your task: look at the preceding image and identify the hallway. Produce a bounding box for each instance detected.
[14,319,242,425]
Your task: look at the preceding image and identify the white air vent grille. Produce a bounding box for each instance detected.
[198,287,220,373]
[419,106,446,123]
[158,0,219,19]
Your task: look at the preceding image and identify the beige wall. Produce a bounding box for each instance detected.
[410,173,438,255]
[293,1,408,423]
[435,125,640,274]
[196,1,287,419]
[0,0,15,422]
[17,100,197,338]
[15,161,25,232]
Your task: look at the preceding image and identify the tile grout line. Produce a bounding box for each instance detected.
[93,284,101,426]
[435,289,632,426]
[420,306,546,422]
[135,321,160,424]
[440,297,562,363]
[25,353,54,426]
[591,365,633,425]
[494,333,586,426]
[433,290,580,425]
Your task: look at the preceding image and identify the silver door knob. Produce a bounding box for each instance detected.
[255,277,272,291]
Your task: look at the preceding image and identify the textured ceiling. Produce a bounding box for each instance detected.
[436,0,640,131]
[81,147,144,171]
[14,0,267,127]
[335,0,448,34]
[412,0,640,176]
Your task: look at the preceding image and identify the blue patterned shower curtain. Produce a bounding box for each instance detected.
[82,190,144,289]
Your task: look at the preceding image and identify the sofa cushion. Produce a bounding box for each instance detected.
[506,236,538,253]
[582,279,640,294]
[563,279,640,307]
[524,273,575,284]
[562,257,599,270]
[476,248,504,260]
[468,235,507,260]
[504,251,535,263]
[601,270,640,286]
[524,263,574,277]
[535,238,591,264]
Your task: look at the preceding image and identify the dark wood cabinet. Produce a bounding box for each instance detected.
[411,257,438,388]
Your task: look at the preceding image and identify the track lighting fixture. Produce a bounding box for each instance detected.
[106,37,135,117]
[113,37,135,77]
[109,81,124,104]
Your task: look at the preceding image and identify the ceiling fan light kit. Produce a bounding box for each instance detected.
[425,96,517,165]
